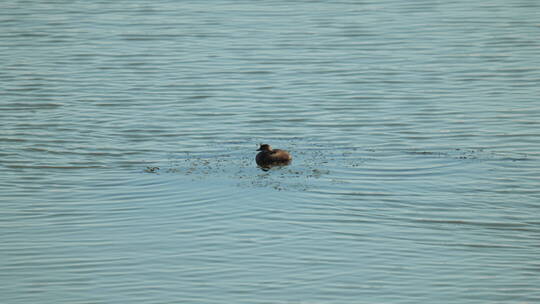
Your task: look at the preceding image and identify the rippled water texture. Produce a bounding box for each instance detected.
[1,1,539,303]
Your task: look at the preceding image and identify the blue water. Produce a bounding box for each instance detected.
[1,1,539,303]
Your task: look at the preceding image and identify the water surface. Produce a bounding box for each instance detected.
[1,1,539,303]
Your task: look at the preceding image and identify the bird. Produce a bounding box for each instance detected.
[255,144,292,168]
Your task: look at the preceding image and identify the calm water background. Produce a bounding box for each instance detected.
[1,0,539,303]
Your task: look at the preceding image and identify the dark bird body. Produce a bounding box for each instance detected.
[256,144,292,168]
